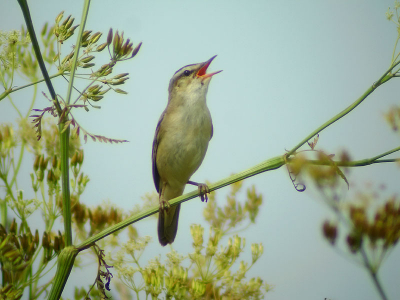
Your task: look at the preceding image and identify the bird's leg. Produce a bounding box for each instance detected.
[159,183,170,212]
[187,181,210,202]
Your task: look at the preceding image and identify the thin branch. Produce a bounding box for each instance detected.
[16,0,62,115]
[0,72,63,102]
[286,60,400,157]
[57,0,91,250]
[77,156,284,249]
[77,146,399,250]
[65,2,90,106]
[369,145,400,162]
[360,249,388,300]
[305,158,398,167]
[47,1,92,299]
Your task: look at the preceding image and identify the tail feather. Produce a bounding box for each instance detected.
[158,204,181,246]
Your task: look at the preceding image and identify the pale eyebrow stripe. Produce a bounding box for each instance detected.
[174,63,196,75]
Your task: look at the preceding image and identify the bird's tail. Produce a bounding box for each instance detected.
[158,204,181,246]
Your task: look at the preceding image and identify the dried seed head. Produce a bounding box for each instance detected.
[61,15,71,26]
[90,32,102,44]
[115,88,127,94]
[322,221,337,245]
[19,234,28,252]
[82,63,95,69]
[40,156,49,171]
[42,231,49,249]
[11,235,20,249]
[96,42,108,52]
[47,169,55,183]
[65,17,75,30]
[55,11,64,24]
[9,219,17,234]
[41,22,48,36]
[0,224,6,237]
[53,236,60,253]
[52,155,58,169]
[113,73,129,79]
[71,152,78,166]
[107,28,113,45]
[130,42,142,58]
[81,30,92,42]
[34,230,39,246]
[33,155,41,171]
[346,232,362,253]
[80,55,95,63]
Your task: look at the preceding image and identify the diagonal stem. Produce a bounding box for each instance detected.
[360,249,388,300]
[76,146,399,250]
[286,60,400,157]
[16,0,62,115]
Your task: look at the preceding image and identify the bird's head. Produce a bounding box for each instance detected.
[168,55,222,101]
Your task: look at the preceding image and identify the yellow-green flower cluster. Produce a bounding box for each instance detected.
[54,11,79,44]
[0,30,31,72]
[6,190,40,220]
[203,181,263,234]
[109,183,268,299]
[142,258,165,298]
[0,124,16,159]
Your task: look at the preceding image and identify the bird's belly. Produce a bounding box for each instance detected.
[157,120,211,188]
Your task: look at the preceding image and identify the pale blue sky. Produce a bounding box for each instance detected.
[1,1,400,299]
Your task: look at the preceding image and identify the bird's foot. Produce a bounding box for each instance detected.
[160,198,170,212]
[188,181,210,202]
[198,183,210,202]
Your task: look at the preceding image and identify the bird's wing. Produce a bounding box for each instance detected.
[152,110,166,193]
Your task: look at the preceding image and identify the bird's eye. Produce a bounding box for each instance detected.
[183,70,191,76]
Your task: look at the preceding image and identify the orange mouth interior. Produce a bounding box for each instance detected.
[197,61,222,78]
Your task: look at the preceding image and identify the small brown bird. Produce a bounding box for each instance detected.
[152,56,221,246]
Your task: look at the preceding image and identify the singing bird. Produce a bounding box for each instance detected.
[152,55,222,246]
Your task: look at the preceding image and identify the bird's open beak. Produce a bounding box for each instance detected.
[197,55,222,78]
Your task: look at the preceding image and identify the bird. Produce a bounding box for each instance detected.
[152,55,222,246]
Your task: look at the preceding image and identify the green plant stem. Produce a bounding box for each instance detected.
[369,145,400,161]
[47,246,79,300]
[29,267,32,300]
[299,145,400,167]
[1,173,17,203]
[305,158,398,167]
[34,277,57,299]
[8,84,39,189]
[59,0,91,249]
[286,60,400,157]
[65,0,91,105]
[361,249,388,300]
[9,141,25,189]
[0,199,6,230]
[7,96,22,118]
[0,72,63,102]
[77,147,398,249]
[16,0,62,115]
[0,61,7,89]
[7,85,39,190]
[10,49,16,88]
[16,2,77,297]
[46,1,92,298]
[59,125,72,246]
[30,216,56,295]
[17,0,75,247]
[391,35,400,64]
[77,155,285,249]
